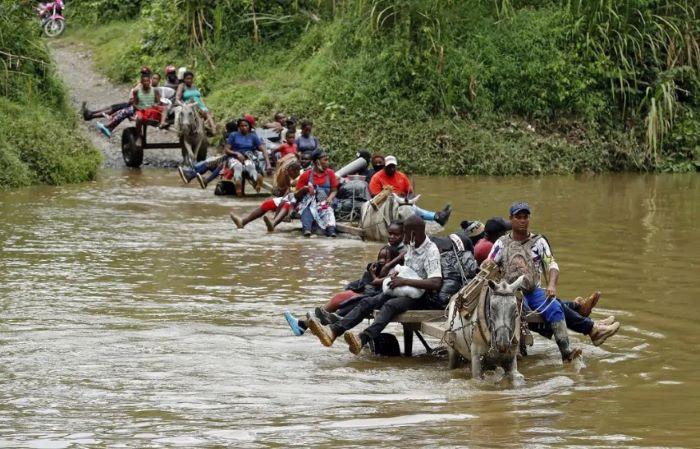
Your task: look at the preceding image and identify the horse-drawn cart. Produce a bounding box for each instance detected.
[120,122,208,168]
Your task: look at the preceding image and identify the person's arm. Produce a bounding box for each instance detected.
[224,134,243,160]
[546,269,559,299]
[154,89,161,105]
[487,238,504,264]
[254,134,271,173]
[175,84,184,104]
[294,171,311,200]
[391,245,443,291]
[324,171,339,203]
[379,251,405,277]
[131,89,141,110]
[540,238,560,298]
[390,275,442,292]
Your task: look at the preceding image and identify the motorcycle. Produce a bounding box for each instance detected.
[36,0,65,38]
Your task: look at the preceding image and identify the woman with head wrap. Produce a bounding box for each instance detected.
[295,149,339,237]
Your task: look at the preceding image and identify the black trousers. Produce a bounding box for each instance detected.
[561,300,594,335]
[331,292,439,340]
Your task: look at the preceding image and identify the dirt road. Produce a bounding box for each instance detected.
[52,43,183,168]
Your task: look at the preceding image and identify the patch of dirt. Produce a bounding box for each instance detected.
[51,43,183,168]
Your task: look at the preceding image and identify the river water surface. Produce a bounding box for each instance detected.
[1,170,698,448]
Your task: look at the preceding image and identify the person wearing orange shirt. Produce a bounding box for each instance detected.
[368,155,452,226]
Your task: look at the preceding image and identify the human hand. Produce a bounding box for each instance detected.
[546,285,557,300]
[265,165,273,175]
[389,276,407,289]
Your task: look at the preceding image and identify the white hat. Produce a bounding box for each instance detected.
[385,155,397,166]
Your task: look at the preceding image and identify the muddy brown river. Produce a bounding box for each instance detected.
[0,170,698,448]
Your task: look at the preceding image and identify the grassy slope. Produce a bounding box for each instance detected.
[65,14,693,175]
[0,17,102,191]
[0,99,102,190]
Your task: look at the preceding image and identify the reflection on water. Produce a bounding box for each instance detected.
[0,170,698,448]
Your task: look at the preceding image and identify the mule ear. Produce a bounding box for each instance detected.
[409,194,421,205]
[488,280,497,290]
[509,274,527,292]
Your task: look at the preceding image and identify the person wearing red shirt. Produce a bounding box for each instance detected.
[368,155,413,196]
[296,150,339,237]
[274,130,299,160]
[368,155,452,226]
[474,217,511,265]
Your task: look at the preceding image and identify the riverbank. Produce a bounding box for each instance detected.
[62,5,699,175]
[0,5,102,191]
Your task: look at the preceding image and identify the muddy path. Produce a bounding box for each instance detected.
[51,43,184,169]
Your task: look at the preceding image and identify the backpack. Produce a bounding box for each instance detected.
[498,233,542,293]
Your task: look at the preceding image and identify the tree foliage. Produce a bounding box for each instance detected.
[0,0,101,190]
[71,0,700,172]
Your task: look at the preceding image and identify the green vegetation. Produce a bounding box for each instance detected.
[0,1,101,190]
[67,0,699,174]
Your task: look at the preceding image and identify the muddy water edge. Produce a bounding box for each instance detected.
[0,169,699,448]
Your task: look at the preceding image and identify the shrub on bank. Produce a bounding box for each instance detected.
[0,1,102,190]
[0,99,102,189]
[63,0,699,174]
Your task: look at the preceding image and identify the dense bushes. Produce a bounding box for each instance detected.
[66,0,699,174]
[0,1,101,190]
[0,100,102,188]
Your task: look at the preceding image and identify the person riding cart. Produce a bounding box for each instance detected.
[221,116,272,196]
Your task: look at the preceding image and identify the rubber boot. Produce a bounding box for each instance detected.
[552,320,582,362]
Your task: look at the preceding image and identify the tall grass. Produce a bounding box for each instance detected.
[68,0,700,172]
[0,0,102,190]
[566,0,700,157]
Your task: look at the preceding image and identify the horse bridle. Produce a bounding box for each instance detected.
[485,289,520,353]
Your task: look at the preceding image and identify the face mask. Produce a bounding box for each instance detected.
[372,164,384,171]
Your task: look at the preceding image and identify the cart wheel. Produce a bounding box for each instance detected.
[121,127,143,168]
[447,347,461,369]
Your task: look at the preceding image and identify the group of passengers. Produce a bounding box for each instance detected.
[282,202,621,362]
[225,126,452,237]
[81,65,214,140]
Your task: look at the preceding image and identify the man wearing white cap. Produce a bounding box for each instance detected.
[368,155,451,226]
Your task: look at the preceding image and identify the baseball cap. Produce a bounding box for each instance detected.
[509,201,531,216]
[384,155,397,166]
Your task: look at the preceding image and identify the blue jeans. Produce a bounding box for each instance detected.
[184,160,222,184]
[300,207,336,235]
[561,300,594,335]
[524,287,565,323]
[300,207,315,232]
[412,205,436,221]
